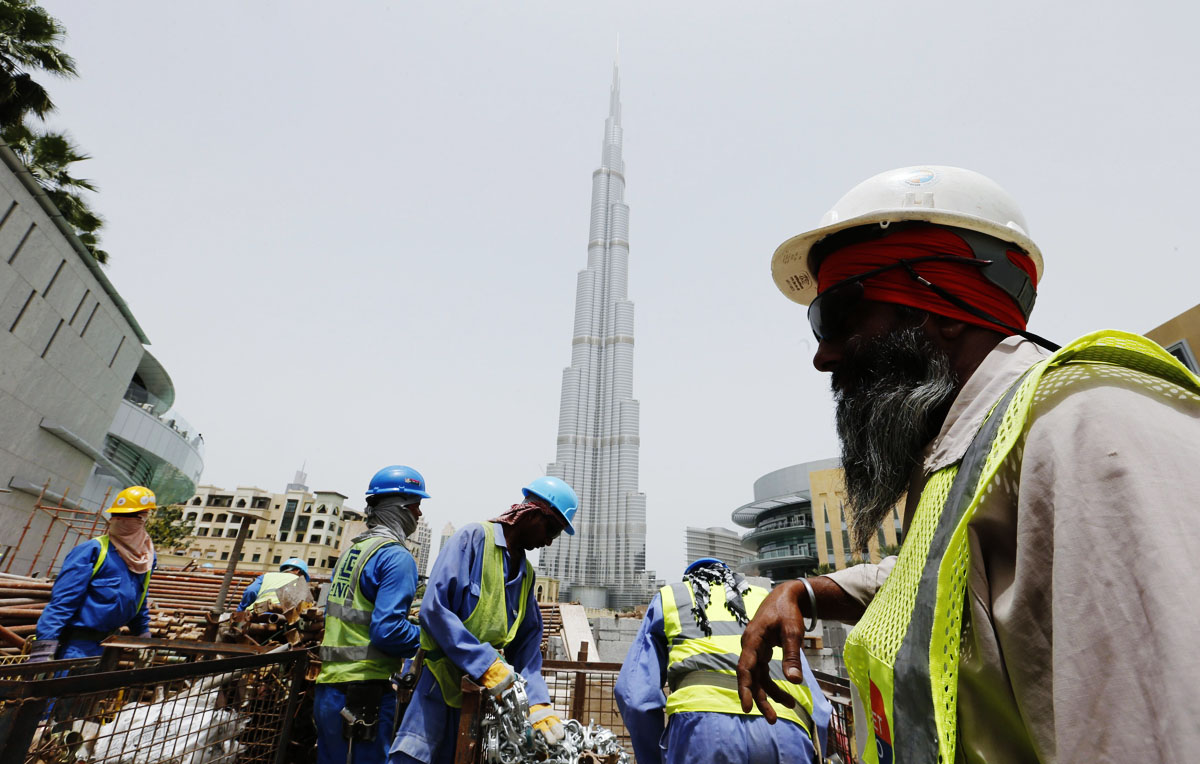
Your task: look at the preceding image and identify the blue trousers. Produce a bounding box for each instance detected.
[315,684,397,764]
[664,712,818,764]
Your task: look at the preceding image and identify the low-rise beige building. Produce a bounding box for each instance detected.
[161,475,353,577]
[1146,302,1200,374]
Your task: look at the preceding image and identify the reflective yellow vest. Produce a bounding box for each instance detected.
[660,580,816,737]
[251,571,298,608]
[420,522,533,708]
[843,330,1200,764]
[317,537,407,684]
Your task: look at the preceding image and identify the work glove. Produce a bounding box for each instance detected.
[528,704,565,745]
[479,658,516,698]
[26,638,58,664]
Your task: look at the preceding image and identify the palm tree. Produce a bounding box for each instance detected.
[0,0,75,127]
[0,1,105,263]
[2,122,107,262]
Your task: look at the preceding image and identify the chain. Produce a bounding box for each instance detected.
[480,677,629,764]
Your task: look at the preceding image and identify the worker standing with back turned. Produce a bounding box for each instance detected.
[389,476,578,764]
[315,465,426,764]
[616,558,830,764]
[736,165,1200,762]
[29,486,157,661]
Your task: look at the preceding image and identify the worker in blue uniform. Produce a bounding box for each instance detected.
[315,465,426,764]
[614,559,830,764]
[388,476,579,764]
[28,486,159,662]
[238,558,310,611]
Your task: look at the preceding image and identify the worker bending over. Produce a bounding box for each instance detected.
[315,465,426,764]
[616,558,829,764]
[389,476,578,764]
[30,486,157,661]
[737,166,1200,762]
[238,557,311,611]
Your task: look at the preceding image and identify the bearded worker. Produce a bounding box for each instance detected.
[736,166,1200,763]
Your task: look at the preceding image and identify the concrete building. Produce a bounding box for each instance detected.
[164,479,350,576]
[438,522,455,555]
[538,65,656,610]
[733,458,902,581]
[411,516,431,578]
[1146,302,1200,373]
[0,143,202,575]
[684,527,747,570]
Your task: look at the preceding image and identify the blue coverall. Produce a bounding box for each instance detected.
[35,538,154,659]
[315,542,421,764]
[389,523,549,764]
[237,574,266,611]
[614,591,831,764]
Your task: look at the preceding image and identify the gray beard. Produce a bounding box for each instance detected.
[833,325,958,554]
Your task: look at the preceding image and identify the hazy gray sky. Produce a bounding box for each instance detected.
[41,2,1200,580]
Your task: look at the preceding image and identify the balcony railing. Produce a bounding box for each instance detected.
[124,382,205,452]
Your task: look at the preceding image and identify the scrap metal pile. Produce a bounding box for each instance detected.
[484,676,629,764]
[0,568,326,655]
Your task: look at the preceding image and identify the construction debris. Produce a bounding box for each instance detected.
[483,676,629,764]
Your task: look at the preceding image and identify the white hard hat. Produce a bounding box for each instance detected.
[771,166,1044,306]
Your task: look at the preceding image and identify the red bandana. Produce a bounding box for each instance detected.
[816,225,1037,334]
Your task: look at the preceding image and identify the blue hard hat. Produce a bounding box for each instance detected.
[685,558,727,575]
[366,465,431,499]
[522,476,578,536]
[281,557,310,581]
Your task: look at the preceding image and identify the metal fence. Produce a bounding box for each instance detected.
[0,642,308,764]
[541,659,631,754]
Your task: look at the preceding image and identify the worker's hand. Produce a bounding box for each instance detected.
[528,704,565,745]
[737,579,809,722]
[480,658,516,698]
[26,638,58,664]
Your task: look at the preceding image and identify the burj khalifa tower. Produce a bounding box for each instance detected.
[537,65,657,609]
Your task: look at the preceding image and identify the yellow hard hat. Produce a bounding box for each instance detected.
[109,486,157,514]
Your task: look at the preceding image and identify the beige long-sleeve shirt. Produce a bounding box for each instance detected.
[826,336,1200,762]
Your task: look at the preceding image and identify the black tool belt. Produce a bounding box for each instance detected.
[340,680,391,742]
[60,627,111,643]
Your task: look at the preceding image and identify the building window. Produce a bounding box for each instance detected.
[220,551,229,560]
[191,496,202,505]
[205,551,216,559]
[252,553,261,562]
[201,513,213,522]
[313,520,324,530]
[236,498,246,508]
[215,514,228,524]
[1165,340,1200,373]
[238,553,244,561]
[333,508,339,516]
[225,528,238,538]
[307,558,316,566]
[273,555,281,564]
[185,512,197,522]
[197,527,209,537]
[303,503,312,513]
[190,550,200,558]
[280,499,298,531]
[317,504,326,513]
[280,533,288,542]
[252,497,270,509]
[326,556,337,567]
[295,517,309,534]
[309,535,320,544]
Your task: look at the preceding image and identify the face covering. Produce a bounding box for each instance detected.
[354,495,419,544]
[108,513,155,574]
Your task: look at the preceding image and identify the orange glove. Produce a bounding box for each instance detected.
[479,658,516,697]
[528,704,565,744]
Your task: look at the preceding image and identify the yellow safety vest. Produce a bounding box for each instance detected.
[252,571,298,607]
[420,522,533,708]
[660,580,816,736]
[843,330,1200,764]
[317,537,406,684]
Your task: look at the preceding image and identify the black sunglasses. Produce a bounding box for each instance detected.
[808,255,1061,351]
